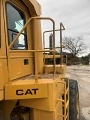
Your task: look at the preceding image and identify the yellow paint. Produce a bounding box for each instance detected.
[5,82,48,100]
[0,0,69,120]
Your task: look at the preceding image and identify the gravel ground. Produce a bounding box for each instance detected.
[66,65,90,120]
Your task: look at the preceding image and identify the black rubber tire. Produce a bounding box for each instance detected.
[69,79,79,120]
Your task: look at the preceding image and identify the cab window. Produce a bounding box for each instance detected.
[6,3,28,50]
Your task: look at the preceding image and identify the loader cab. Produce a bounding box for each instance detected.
[0,0,43,96]
[4,1,35,81]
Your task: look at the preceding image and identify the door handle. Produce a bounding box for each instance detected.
[24,59,29,65]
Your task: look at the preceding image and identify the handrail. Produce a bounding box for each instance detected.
[43,28,65,34]
[43,23,65,66]
[8,17,55,49]
[60,23,65,65]
[43,27,65,51]
[8,17,56,82]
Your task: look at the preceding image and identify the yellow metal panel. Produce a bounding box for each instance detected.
[20,78,64,111]
[44,65,66,78]
[54,102,63,120]
[9,50,34,58]
[9,58,34,80]
[5,83,48,100]
[0,0,7,57]
[20,81,55,111]
[22,0,41,16]
[45,65,63,74]
[33,109,54,120]
[44,55,61,59]
[33,102,63,120]
[0,59,8,89]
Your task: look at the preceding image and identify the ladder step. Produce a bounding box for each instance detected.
[57,98,64,102]
[66,88,69,94]
[57,113,64,117]
[66,100,69,109]
[62,88,69,94]
[66,113,69,119]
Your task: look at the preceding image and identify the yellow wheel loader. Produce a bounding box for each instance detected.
[0,0,79,120]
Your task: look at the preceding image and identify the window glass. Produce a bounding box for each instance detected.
[6,3,27,50]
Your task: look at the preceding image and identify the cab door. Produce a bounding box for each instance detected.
[4,0,34,80]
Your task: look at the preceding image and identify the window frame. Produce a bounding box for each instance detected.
[5,2,28,50]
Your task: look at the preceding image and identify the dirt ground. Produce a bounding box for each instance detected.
[66,65,90,120]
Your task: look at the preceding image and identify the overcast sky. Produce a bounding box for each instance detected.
[37,0,90,56]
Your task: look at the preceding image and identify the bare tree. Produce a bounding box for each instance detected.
[63,36,86,57]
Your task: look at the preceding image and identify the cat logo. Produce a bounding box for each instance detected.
[16,88,39,95]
